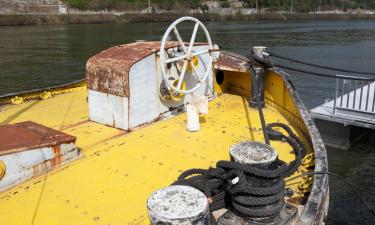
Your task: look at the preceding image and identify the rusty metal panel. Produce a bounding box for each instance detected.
[0,121,76,156]
[86,41,206,97]
[87,42,173,97]
[0,142,78,191]
[214,51,251,73]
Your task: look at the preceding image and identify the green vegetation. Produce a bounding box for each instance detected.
[220,0,231,8]
[65,0,375,11]
[244,0,375,12]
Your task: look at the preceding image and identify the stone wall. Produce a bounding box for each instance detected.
[0,0,65,14]
[0,1,27,13]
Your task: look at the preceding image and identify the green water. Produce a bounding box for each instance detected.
[0,20,374,224]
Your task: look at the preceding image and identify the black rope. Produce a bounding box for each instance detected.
[274,64,375,81]
[221,49,375,81]
[269,51,375,76]
[173,122,306,217]
[286,171,375,218]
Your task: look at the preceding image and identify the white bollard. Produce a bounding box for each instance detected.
[186,104,200,132]
[147,185,210,225]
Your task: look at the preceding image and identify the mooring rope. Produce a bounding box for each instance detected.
[273,64,375,81]
[173,122,306,217]
[268,51,375,76]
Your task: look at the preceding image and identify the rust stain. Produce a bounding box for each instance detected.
[214,51,251,73]
[33,165,38,177]
[86,41,207,97]
[287,196,308,205]
[0,121,76,156]
[53,146,61,167]
[42,161,46,172]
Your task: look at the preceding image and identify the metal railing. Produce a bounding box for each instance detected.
[333,76,375,115]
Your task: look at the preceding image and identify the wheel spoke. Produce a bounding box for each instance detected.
[173,27,187,53]
[165,54,187,64]
[191,49,209,57]
[189,61,202,82]
[187,22,200,55]
[176,60,188,90]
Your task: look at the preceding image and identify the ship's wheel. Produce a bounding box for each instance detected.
[160,17,213,95]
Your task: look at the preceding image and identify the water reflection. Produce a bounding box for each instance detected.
[1,20,375,225]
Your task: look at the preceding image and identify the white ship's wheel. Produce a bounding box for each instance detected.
[160,17,213,94]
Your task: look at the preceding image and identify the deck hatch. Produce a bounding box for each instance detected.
[0,121,76,155]
[0,121,78,191]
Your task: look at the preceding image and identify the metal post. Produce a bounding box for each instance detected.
[318,0,322,13]
[290,0,294,13]
[372,82,375,112]
[250,46,267,108]
[333,78,339,114]
[346,80,351,108]
[359,81,364,110]
[366,82,370,111]
[353,80,357,109]
[340,79,344,107]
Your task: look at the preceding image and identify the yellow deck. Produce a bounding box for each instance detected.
[0,90,311,225]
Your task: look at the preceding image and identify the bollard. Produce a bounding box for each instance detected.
[250,46,267,108]
[147,185,211,225]
[227,141,283,223]
[230,141,277,166]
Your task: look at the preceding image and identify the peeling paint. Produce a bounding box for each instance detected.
[0,122,79,191]
[214,51,251,73]
[86,41,206,97]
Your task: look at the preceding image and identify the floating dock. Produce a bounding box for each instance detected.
[311,78,375,149]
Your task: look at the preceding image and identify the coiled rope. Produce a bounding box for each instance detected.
[173,123,306,217]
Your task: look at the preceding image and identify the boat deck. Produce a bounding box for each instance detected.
[0,90,311,225]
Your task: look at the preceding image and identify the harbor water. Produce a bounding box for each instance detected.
[0,20,374,224]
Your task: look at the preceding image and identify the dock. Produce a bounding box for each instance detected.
[310,77,375,149]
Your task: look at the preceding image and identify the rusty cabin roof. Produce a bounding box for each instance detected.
[86,41,207,97]
[0,121,76,156]
[214,51,252,73]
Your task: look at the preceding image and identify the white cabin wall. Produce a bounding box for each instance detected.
[88,90,129,130]
[129,55,161,128]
